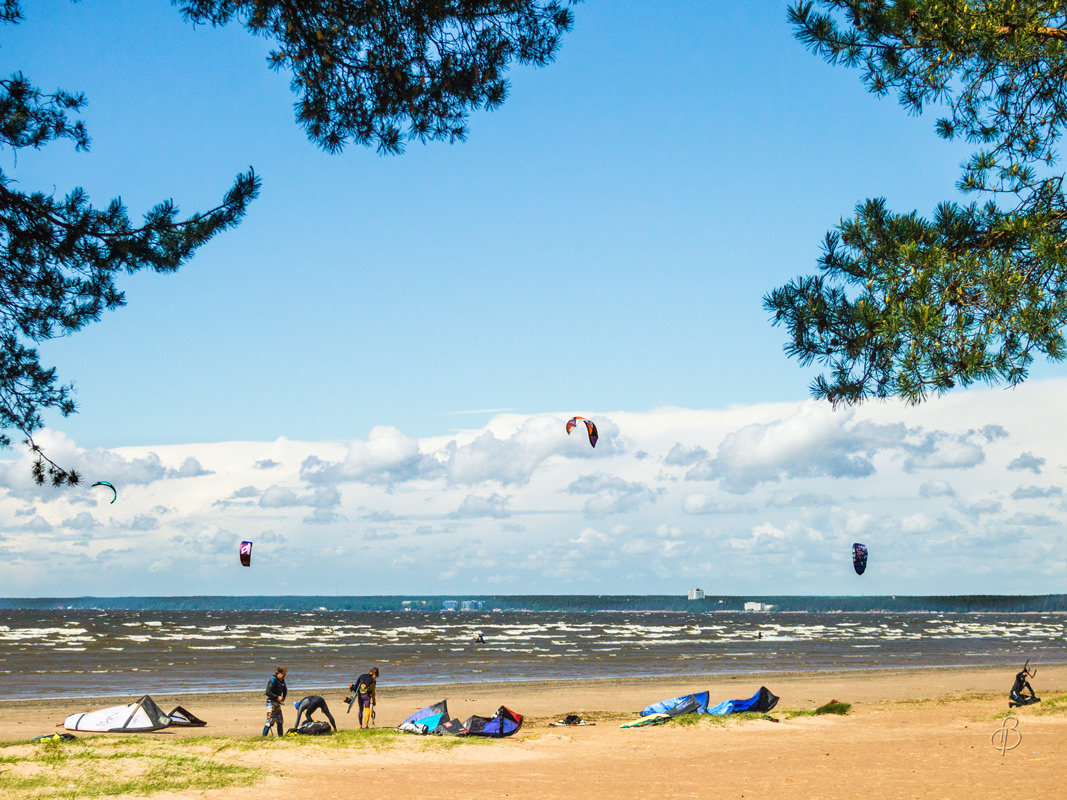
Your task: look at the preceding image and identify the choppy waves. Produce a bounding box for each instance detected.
[0,610,1063,699]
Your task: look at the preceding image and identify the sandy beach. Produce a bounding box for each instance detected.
[1,664,1063,800]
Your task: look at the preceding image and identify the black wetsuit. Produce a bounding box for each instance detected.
[263,674,288,736]
[355,673,376,724]
[1009,671,1037,706]
[294,696,337,731]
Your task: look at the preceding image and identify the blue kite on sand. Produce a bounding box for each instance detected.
[398,700,453,734]
[398,700,523,737]
[640,687,778,718]
[640,690,710,717]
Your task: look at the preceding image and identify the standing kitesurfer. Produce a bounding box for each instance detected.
[262,665,288,736]
[293,695,338,731]
[350,667,378,729]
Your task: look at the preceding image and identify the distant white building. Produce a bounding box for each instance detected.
[688,588,705,601]
[744,601,776,612]
[442,600,459,611]
[460,600,484,612]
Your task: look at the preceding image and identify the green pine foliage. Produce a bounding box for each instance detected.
[766,1,1067,404]
[0,60,259,480]
[0,1,577,477]
[175,1,579,154]
[0,4,259,482]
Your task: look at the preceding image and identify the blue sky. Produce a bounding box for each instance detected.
[0,1,1064,596]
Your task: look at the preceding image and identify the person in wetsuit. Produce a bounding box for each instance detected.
[352,667,379,729]
[1009,666,1039,707]
[262,665,288,736]
[293,695,337,731]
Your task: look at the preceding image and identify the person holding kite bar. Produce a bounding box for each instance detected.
[1008,663,1040,708]
[345,667,379,729]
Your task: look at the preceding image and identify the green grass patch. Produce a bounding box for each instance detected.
[0,726,503,799]
[990,694,1066,719]
[781,701,852,718]
[181,727,490,753]
[813,701,851,715]
[1034,693,1067,714]
[0,737,260,800]
[181,727,404,752]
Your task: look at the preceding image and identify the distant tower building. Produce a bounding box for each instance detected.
[688,588,705,601]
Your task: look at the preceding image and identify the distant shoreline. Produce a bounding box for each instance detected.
[1,593,1063,613]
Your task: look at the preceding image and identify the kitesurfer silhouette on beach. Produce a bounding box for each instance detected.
[1008,664,1040,708]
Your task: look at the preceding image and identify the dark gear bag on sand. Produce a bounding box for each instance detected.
[288,720,332,735]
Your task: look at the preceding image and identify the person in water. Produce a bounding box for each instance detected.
[292,695,337,731]
[1009,665,1040,707]
[352,667,379,729]
[262,665,288,736]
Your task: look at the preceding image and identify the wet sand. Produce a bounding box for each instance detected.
[1,664,1064,800]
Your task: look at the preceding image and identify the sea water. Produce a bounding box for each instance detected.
[0,608,1063,699]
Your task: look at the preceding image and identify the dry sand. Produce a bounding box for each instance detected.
[1,664,1064,800]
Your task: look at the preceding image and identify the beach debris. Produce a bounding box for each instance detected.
[852,542,868,575]
[566,416,598,447]
[549,714,591,726]
[91,480,117,504]
[239,540,253,567]
[64,695,170,732]
[31,732,76,742]
[286,720,332,735]
[620,713,670,728]
[812,700,851,715]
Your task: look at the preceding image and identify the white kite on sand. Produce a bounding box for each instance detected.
[64,695,171,732]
